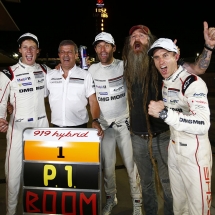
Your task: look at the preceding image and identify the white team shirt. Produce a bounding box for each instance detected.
[46,65,95,126]
[88,59,129,126]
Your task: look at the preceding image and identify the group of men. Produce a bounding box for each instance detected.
[0,21,215,215]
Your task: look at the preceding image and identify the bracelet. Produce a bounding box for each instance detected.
[204,44,214,52]
[92,118,100,124]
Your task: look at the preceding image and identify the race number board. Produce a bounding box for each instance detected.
[22,128,102,215]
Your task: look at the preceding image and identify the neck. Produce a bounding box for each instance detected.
[61,65,75,79]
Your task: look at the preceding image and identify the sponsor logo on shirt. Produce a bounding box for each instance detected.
[28,118,33,122]
[96,85,106,89]
[168,88,180,97]
[17,77,31,82]
[50,81,62,84]
[99,92,108,95]
[179,118,205,125]
[22,82,32,86]
[195,105,205,110]
[112,85,124,93]
[2,69,11,76]
[193,93,206,98]
[38,79,44,83]
[182,75,197,95]
[170,99,179,104]
[36,86,44,90]
[33,71,44,78]
[195,100,207,104]
[38,116,46,120]
[15,118,24,122]
[19,88,33,93]
[179,142,187,146]
[51,78,62,80]
[170,107,183,112]
[98,93,126,102]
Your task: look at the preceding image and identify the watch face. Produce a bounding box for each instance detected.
[159,109,168,120]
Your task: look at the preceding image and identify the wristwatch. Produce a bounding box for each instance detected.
[92,118,100,124]
[159,108,168,120]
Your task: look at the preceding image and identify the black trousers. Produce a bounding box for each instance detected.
[52,123,88,128]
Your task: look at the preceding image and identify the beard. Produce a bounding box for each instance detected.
[126,42,150,84]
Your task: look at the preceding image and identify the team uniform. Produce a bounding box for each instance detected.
[46,65,95,127]
[162,66,212,215]
[0,59,50,215]
[88,59,142,205]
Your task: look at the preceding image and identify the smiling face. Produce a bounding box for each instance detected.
[58,45,78,70]
[152,48,179,79]
[94,41,116,65]
[19,40,39,65]
[130,29,149,53]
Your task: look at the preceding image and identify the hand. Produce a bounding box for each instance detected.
[148,100,165,118]
[0,118,8,133]
[92,121,104,138]
[203,21,215,48]
[7,102,13,115]
[55,63,61,70]
[173,39,180,56]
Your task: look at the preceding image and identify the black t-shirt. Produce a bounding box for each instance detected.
[130,73,169,134]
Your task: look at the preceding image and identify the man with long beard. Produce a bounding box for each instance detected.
[122,22,215,215]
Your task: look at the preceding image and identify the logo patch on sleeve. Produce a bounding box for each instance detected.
[182,75,197,95]
[1,67,14,80]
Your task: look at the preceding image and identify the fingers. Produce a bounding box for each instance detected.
[97,128,104,138]
[92,122,104,137]
[7,102,13,115]
[208,27,215,39]
[0,125,8,133]
[173,39,177,44]
[203,21,208,31]
[0,119,8,133]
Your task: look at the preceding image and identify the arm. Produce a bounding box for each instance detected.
[0,71,11,132]
[183,21,215,75]
[88,93,104,137]
[148,80,210,134]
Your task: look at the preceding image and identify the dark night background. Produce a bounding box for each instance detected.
[0,0,215,59]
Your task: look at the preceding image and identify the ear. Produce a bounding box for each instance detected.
[18,48,22,54]
[75,52,79,60]
[113,45,116,52]
[175,53,180,61]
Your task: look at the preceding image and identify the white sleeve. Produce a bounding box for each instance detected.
[165,79,210,134]
[0,72,11,119]
[44,72,49,98]
[85,72,95,98]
